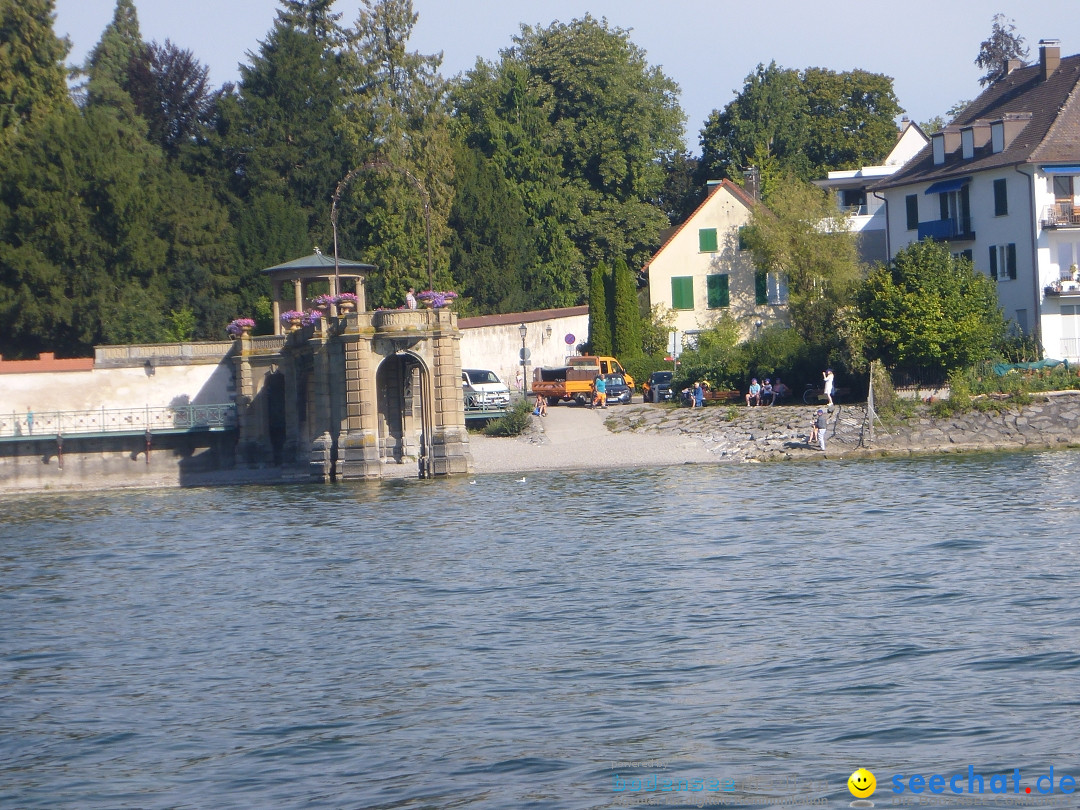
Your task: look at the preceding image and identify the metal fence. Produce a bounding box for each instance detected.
[1,404,237,439]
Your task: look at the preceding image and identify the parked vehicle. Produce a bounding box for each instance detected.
[603,374,632,405]
[462,369,511,408]
[642,371,673,403]
[532,355,634,406]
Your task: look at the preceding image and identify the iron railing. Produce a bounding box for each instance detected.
[1,404,237,439]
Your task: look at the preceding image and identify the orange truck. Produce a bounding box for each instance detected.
[532,355,635,406]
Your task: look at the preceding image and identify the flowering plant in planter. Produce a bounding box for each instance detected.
[303,309,323,326]
[334,292,359,305]
[417,290,459,308]
[226,317,256,337]
[313,294,335,308]
[280,310,305,325]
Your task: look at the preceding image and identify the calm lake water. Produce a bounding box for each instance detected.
[3,451,1080,809]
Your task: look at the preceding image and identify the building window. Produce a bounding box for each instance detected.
[1062,305,1080,358]
[671,276,694,309]
[989,243,1017,280]
[755,271,768,305]
[699,228,718,252]
[991,122,1004,153]
[706,274,729,308]
[932,134,945,165]
[905,195,919,231]
[953,249,973,263]
[962,128,974,159]
[1015,309,1028,335]
[1054,176,1074,202]
[994,179,1008,216]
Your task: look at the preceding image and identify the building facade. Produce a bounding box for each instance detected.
[874,39,1080,360]
[643,180,786,343]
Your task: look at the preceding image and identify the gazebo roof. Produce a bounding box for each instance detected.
[260,251,377,274]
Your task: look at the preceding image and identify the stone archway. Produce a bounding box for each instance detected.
[375,352,430,469]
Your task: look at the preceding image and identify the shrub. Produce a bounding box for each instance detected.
[482,398,532,437]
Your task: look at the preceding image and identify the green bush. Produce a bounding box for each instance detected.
[482,398,533,436]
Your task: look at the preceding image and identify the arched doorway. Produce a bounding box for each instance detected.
[375,353,430,469]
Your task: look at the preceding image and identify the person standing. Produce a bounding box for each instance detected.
[405,287,417,310]
[693,382,704,409]
[815,408,828,451]
[592,374,607,409]
[823,368,835,408]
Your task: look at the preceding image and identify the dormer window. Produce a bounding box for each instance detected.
[962,129,974,160]
[991,122,1005,153]
[933,133,945,165]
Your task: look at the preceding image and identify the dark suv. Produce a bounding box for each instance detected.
[642,371,673,403]
[602,374,632,405]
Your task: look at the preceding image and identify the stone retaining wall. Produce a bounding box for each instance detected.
[604,391,1080,461]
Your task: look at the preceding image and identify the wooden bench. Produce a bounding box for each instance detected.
[701,389,741,404]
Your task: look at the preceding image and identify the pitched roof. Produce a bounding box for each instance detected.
[874,53,1080,191]
[642,180,757,270]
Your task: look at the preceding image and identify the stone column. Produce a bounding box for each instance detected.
[429,309,472,476]
[335,331,382,479]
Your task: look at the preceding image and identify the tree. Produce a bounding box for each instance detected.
[699,62,903,185]
[339,0,454,307]
[611,258,641,359]
[588,262,612,356]
[975,14,1029,87]
[447,144,534,314]
[858,239,1006,377]
[125,39,215,156]
[0,0,70,149]
[82,0,143,113]
[453,15,685,307]
[739,177,861,346]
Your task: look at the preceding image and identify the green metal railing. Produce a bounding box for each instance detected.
[1,404,237,440]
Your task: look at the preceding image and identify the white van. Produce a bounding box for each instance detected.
[462,369,511,408]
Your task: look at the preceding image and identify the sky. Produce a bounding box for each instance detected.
[52,0,1080,155]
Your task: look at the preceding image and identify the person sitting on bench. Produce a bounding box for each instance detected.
[745,378,761,406]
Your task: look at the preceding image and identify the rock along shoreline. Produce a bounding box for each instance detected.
[466,390,1080,475]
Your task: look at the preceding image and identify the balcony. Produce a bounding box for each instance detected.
[1041,202,1080,229]
[917,216,975,242]
[1044,280,1080,297]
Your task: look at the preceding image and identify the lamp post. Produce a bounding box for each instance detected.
[519,323,528,399]
[331,161,434,298]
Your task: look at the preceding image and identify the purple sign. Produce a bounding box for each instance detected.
[564,333,575,345]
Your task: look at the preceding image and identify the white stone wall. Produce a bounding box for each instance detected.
[459,313,590,393]
[1,361,233,418]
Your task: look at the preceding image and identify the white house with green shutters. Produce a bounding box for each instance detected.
[872,39,1080,360]
[643,179,787,342]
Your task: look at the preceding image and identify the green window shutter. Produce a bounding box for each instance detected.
[707,274,729,308]
[1007,243,1017,279]
[671,276,694,309]
[698,228,718,252]
[994,179,1008,216]
[905,195,919,230]
[755,271,768,304]
[988,245,998,280]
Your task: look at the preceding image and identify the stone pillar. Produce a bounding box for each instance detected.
[429,309,472,476]
[336,332,382,479]
[293,278,303,312]
[233,334,260,465]
[307,332,334,482]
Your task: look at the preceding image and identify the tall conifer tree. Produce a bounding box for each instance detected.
[0,0,70,149]
[611,258,642,359]
[588,262,612,356]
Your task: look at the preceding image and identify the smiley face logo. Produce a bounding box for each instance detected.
[848,768,876,798]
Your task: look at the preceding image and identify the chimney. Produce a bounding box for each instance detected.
[1040,39,1061,81]
[1006,59,1022,75]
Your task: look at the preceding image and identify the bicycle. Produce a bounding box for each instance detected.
[803,384,824,405]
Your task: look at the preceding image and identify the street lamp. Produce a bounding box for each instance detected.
[519,323,528,398]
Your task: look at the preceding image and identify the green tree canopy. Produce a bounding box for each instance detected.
[858,239,1006,377]
[611,257,641,359]
[587,261,612,356]
[699,62,903,185]
[454,14,686,307]
[739,177,861,346]
[0,0,70,149]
